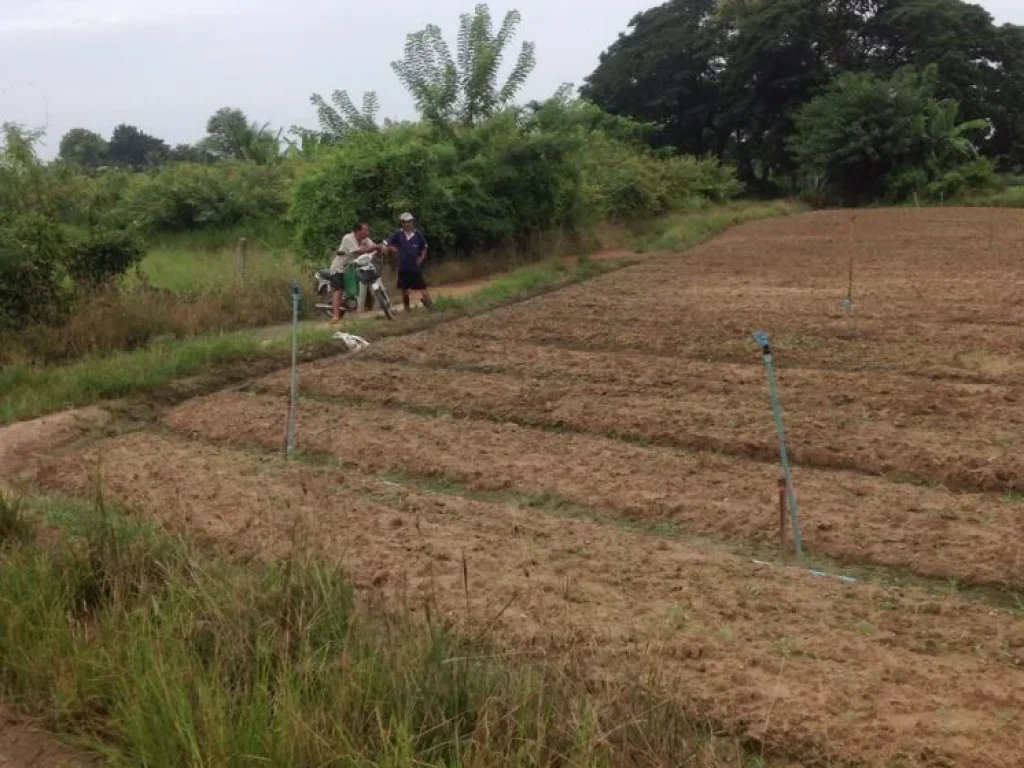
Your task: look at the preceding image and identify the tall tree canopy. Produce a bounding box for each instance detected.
[202,108,251,158]
[392,3,536,126]
[202,107,282,164]
[107,124,169,170]
[583,0,1024,188]
[790,66,991,204]
[308,90,381,141]
[58,128,108,169]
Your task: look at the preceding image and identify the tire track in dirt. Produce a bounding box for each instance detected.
[164,391,1024,591]
[35,431,1024,768]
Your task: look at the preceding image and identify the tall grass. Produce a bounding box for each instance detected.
[0,325,335,425]
[0,202,800,426]
[642,201,805,252]
[3,274,310,365]
[0,494,760,767]
[136,245,299,295]
[431,259,618,312]
[143,223,295,255]
[955,185,1024,208]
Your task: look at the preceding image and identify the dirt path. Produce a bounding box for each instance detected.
[258,249,643,336]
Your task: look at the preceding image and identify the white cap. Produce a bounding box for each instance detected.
[399,212,414,222]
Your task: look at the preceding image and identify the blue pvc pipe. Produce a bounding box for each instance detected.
[752,332,804,557]
[286,282,300,458]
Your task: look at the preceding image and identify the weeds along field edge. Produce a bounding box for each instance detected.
[0,201,805,426]
[0,493,764,768]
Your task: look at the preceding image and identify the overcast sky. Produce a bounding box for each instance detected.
[2,0,1022,157]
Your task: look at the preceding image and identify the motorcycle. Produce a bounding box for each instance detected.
[314,248,394,321]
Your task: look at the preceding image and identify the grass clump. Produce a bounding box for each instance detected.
[0,201,798,426]
[0,325,337,425]
[0,259,610,425]
[432,258,620,312]
[0,494,761,767]
[642,201,805,252]
[0,495,33,546]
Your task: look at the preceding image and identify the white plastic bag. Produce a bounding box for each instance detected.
[332,332,370,352]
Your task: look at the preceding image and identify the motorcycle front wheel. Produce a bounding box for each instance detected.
[318,285,334,318]
[375,287,394,320]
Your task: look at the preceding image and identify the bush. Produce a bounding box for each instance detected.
[115,162,292,233]
[996,187,1024,207]
[47,166,136,227]
[292,106,740,262]
[924,157,997,201]
[291,119,586,261]
[0,215,145,330]
[0,215,71,329]
[67,228,144,288]
[792,67,994,206]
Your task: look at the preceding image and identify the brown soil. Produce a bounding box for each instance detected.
[37,432,1024,768]
[255,352,1024,492]
[17,209,1024,766]
[0,408,110,487]
[163,390,1024,590]
[0,712,94,768]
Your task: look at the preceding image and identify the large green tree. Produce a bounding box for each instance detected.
[790,66,991,204]
[202,107,248,158]
[584,0,1024,182]
[860,0,1022,167]
[107,124,169,169]
[581,0,725,157]
[58,128,108,169]
[202,107,282,164]
[391,3,536,126]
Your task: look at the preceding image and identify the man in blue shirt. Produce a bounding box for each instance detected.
[386,212,433,312]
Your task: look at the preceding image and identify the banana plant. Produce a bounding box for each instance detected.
[918,98,991,170]
[391,4,536,126]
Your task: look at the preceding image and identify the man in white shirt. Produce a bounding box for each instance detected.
[331,221,383,323]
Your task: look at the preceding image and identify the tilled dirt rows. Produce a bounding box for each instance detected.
[410,210,1024,380]
[257,355,1024,492]
[28,209,1024,766]
[165,391,1024,589]
[37,432,1024,768]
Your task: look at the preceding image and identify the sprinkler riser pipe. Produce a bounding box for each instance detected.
[759,348,804,557]
[286,283,300,458]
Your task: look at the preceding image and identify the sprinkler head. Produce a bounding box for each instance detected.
[752,330,771,355]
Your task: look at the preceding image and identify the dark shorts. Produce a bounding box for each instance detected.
[329,271,345,290]
[397,268,427,291]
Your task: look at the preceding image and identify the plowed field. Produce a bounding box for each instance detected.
[34,209,1024,766]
